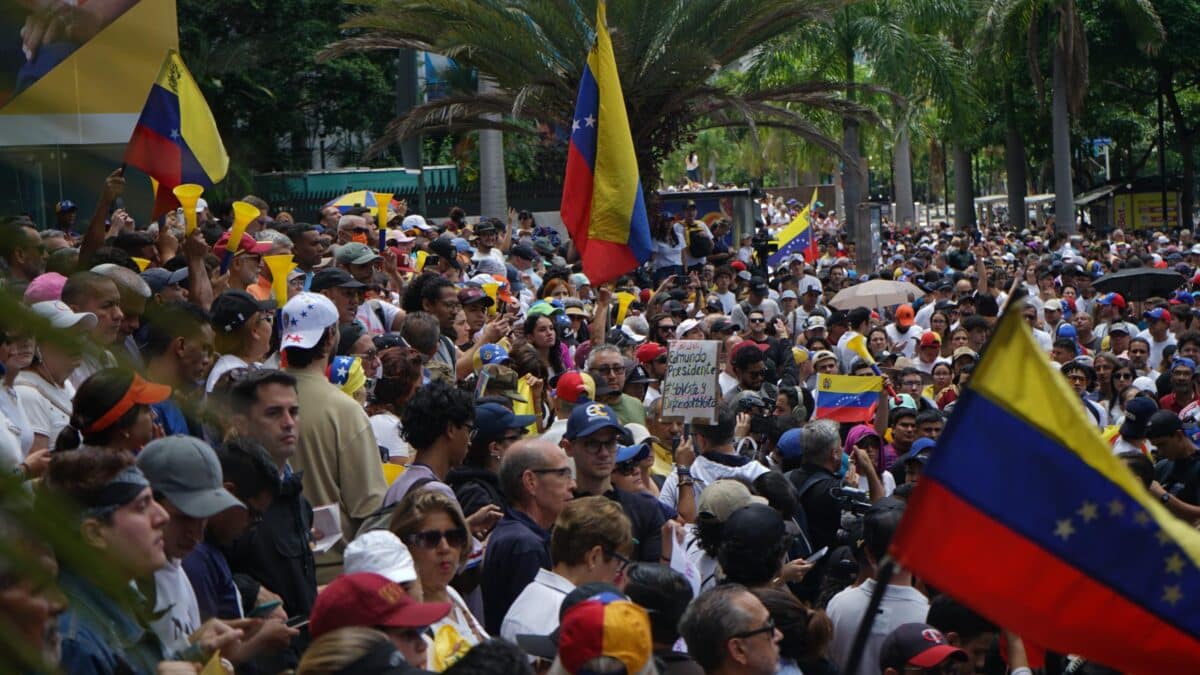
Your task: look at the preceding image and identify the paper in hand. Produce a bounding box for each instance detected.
[311,504,343,553]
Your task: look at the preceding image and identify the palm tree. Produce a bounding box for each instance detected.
[317,0,880,199]
[983,0,1163,233]
[477,75,508,219]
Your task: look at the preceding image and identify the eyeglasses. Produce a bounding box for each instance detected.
[658,324,676,332]
[403,527,469,549]
[729,618,776,641]
[605,549,631,575]
[591,365,624,375]
[749,317,766,324]
[578,436,619,455]
[530,466,573,478]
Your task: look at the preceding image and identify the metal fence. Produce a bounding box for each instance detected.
[263,180,565,221]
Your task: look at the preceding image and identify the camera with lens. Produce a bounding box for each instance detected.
[830,486,872,516]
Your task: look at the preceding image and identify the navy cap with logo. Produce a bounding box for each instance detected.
[1120,397,1159,440]
[564,402,623,440]
[879,623,966,672]
[511,243,537,260]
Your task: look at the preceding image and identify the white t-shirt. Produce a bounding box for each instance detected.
[370,412,410,461]
[827,579,929,675]
[15,370,74,443]
[652,223,687,270]
[716,290,737,314]
[857,470,896,497]
[883,324,924,358]
[1135,330,1177,371]
[0,384,34,456]
[719,371,739,397]
[0,409,20,472]
[358,299,403,336]
[150,559,202,658]
[658,453,769,511]
[500,568,575,642]
[206,354,251,394]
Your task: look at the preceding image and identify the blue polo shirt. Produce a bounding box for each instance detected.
[480,508,551,634]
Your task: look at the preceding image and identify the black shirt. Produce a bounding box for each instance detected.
[1157,452,1200,506]
[576,486,666,563]
[786,463,842,553]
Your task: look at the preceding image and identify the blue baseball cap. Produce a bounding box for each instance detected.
[1172,357,1197,373]
[1056,324,1077,341]
[1145,307,1170,322]
[474,402,536,444]
[564,402,623,441]
[615,441,650,465]
[477,343,509,366]
[55,199,77,213]
[141,267,189,294]
[777,428,804,459]
[899,437,936,466]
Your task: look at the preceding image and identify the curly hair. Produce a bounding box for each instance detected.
[400,379,475,451]
[402,272,455,313]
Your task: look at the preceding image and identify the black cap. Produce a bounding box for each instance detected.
[427,238,461,269]
[511,243,537,260]
[626,364,654,385]
[373,332,407,350]
[711,319,740,334]
[474,221,497,236]
[311,268,367,292]
[749,276,769,294]
[1146,410,1184,439]
[211,290,275,333]
[662,300,686,316]
[722,503,786,551]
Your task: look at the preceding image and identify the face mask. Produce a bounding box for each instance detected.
[836,450,850,478]
[351,233,369,245]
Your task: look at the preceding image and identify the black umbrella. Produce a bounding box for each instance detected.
[1092,268,1185,301]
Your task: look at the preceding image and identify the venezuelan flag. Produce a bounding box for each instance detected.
[815,374,880,423]
[768,188,819,268]
[124,50,228,218]
[891,307,1200,673]
[560,1,652,286]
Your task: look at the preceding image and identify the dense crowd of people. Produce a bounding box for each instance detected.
[0,166,1193,675]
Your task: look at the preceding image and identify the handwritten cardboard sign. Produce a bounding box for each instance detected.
[661,340,720,423]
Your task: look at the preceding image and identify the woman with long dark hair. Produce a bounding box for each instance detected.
[650,213,686,286]
[523,313,566,378]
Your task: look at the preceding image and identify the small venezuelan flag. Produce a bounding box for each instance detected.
[560,1,652,286]
[891,307,1200,673]
[124,50,228,218]
[815,374,880,423]
[768,187,819,267]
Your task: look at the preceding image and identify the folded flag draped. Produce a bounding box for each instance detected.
[560,0,651,286]
[767,187,819,267]
[815,374,880,423]
[124,50,228,218]
[891,306,1200,673]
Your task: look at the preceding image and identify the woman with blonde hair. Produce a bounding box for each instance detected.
[297,626,408,675]
[389,489,488,671]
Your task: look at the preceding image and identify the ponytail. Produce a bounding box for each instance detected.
[54,424,84,452]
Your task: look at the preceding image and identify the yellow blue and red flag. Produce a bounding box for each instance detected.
[124,50,228,218]
[892,306,1200,672]
[560,1,651,285]
[768,187,819,267]
[815,374,880,423]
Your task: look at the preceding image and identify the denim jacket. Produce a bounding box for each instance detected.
[58,570,165,675]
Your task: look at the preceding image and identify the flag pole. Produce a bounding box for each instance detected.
[839,559,896,675]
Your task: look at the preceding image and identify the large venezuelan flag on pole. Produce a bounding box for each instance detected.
[560,1,652,286]
[767,188,819,268]
[124,50,229,218]
[891,306,1200,673]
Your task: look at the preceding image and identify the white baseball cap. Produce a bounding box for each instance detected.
[280,292,339,349]
[344,530,417,584]
[31,300,98,331]
[402,214,434,232]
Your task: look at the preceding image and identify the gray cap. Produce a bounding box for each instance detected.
[136,436,244,518]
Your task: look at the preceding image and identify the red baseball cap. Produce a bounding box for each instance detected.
[730,260,747,272]
[919,332,942,348]
[309,572,451,639]
[556,371,597,405]
[636,342,668,364]
[729,340,770,361]
[895,304,915,328]
[214,232,271,258]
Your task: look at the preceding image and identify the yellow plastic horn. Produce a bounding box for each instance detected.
[846,333,875,366]
[482,282,500,315]
[415,250,429,272]
[264,254,297,306]
[131,257,151,272]
[229,201,260,250]
[172,184,204,235]
[615,291,636,326]
[374,192,393,230]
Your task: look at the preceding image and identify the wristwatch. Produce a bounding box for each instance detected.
[1161,491,1172,504]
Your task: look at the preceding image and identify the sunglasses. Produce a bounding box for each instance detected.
[403,527,469,549]
[654,356,669,365]
[749,317,766,324]
[729,618,776,641]
[1113,372,1135,381]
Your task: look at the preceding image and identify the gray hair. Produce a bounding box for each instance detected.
[679,584,755,670]
[91,263,151,299]
[40,229,67,240]
[499,439,554,504]
[337,214,366,230]
[256,229,293,250]
[801,418,841,464]
[585,343,622,371]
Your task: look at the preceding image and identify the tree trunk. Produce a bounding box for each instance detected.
[478,75,507,219]
[1051,46,1076,233]
[1181,136,1194,231]
[894,125,915,228]
[1004,81,1028,229]
[953,144,975,231]
[840,46,863,232]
